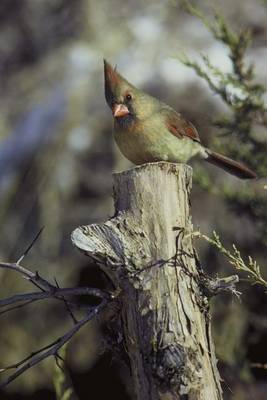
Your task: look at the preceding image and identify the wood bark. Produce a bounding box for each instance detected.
[71,162,223,400]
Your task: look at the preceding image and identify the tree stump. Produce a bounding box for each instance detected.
[71,162,223,400]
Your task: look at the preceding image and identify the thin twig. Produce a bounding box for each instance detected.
[0,339,62,372]
[191,231,267,289]
[0,287,108,307]
[0,261,55,291]
[16,227,45,265]
[54,278,78,324]
[0,258,110,388]
[0,300,37,316]
[0,300,108,388]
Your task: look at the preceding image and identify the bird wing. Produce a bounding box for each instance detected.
[162,109,201,143]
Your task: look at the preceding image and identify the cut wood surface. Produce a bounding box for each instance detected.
[72,162,223,400]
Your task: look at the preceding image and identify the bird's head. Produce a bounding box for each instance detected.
[104,59,159,125]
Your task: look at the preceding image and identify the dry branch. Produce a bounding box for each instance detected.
[0,305,106,388]
[0,260,109,388]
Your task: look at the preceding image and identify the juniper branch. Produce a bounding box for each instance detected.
[193,231,267,289]
[180,1,267,137]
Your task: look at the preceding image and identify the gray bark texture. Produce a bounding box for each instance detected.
[71,162,223,400]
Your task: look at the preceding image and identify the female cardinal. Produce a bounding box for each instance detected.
[104,60,257,179]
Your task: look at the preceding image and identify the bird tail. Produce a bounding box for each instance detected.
[204,149,257,179]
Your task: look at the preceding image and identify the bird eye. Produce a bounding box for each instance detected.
[125,93,132,101]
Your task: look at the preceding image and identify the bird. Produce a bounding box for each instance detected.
[104,59,257,179]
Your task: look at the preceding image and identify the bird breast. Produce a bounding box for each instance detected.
[113,116,203,165]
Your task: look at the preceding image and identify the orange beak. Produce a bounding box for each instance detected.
[112,103,129,118]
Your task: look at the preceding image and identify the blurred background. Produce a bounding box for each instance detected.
[0,0,266,399]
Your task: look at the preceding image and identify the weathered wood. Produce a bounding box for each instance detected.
[71,162,223,400]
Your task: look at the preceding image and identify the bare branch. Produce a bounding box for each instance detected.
[0,261,55,291]
[0,287,108,307]
[0,299,108,388]
[0,257,110,388]
[0,300,37,316]
[201,274,240,298]
[54,278,78,325]
[17,226,45,265]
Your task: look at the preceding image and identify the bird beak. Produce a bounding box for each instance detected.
[112,103,129,118]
